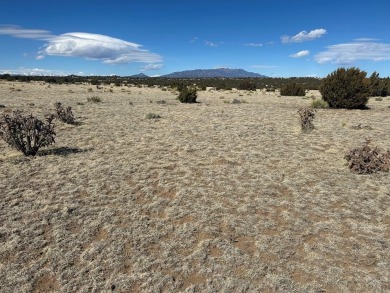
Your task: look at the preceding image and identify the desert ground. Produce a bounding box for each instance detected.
[0,81,389,293]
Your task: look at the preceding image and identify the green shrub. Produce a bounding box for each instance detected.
[238,81,256,91]
[319,67,370,109]
[280,83,305,96]
[368,71,388,97]
[311,99,329,109]
[0,110,56,156]
[177,86,197,103]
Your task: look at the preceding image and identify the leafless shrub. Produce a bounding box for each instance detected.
[0,110,56,156]
[345,139,390,174]
[298,107,316,131]
[54,102,75,124]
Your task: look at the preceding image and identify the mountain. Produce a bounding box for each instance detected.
[130,73,150,78]
[162,68,267,78]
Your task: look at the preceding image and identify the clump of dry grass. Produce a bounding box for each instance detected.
[345,139,390,174]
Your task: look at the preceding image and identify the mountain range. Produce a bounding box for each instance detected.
[131,68,267,78]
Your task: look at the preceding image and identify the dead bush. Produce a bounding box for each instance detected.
[54,102,75,124]
[345,139,390,174]
[298,107,316,131]
[0,110,56,156]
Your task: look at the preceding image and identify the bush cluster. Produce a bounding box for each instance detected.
[0,110,56,156]
[320,67,370,109]
[238,81,256,91]
[368,71,388,97]
[280,83,305,96]
[177,86,197,103]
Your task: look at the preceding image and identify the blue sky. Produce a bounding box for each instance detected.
[1,0,390,77]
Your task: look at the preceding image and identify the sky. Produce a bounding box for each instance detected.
[0,0,390,78]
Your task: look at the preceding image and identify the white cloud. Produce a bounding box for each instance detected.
[140,63,164,72]
[290,50,310,58]
[190,37,198,43]
[315,41,390,64]
[282,28,326,43]
[0,25,162,64]
[39,32,162,64]
[244,43,263,47]
[0,25,54,39]
[0,67,69,76]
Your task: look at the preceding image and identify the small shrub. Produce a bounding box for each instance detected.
[319,67,370,109]
[54,102,76,124]
[281,83,305,96]
[311,99,329,109]
[87,88,93,92]
[178,86,197,103]
[145,113,161,119]
[345,139,390,174]
[0,110,56,156]
[0,104,5,108]
[87,96,102,103]
[156,100,166,104]
[375,97,383,101]
[298,107,316,131]
[231,98,241,104]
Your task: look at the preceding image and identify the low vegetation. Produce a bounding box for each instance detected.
[0,110,56,156]
[54,102,76,124]
[298,107,316,131]
[280,82,305,96]
[177,86,197,103]
[345,139,390,174]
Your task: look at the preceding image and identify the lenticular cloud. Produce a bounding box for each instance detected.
[38,32,162,64]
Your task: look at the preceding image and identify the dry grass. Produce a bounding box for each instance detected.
[0,81,389,292]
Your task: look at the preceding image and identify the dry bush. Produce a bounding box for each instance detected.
[0,110,56,156]
[345,139,390,174]
[298,107,316,131]
[54,102,76,124]
[178,86,197,103]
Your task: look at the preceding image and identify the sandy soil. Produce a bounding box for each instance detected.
[0,81,389,292]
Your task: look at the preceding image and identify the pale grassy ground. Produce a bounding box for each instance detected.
[0,81,389,293]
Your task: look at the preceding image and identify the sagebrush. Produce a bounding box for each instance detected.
[0,110,56,156]
[178,86,197,103]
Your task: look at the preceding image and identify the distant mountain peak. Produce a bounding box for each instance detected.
[162,68,267,78]
[130,73,149,78]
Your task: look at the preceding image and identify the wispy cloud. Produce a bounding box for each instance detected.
[0,25,54,39]
[0,25,162,64]
[140,63,164,72]
[244,43,263,47]
[281,28,326,43]
[315,41,390,64]
[189,37,198,43]
[290,50,310,58]
[204,40,222,47]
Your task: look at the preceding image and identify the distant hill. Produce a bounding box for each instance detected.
[130,73,149,78]
[162,68,268,78]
